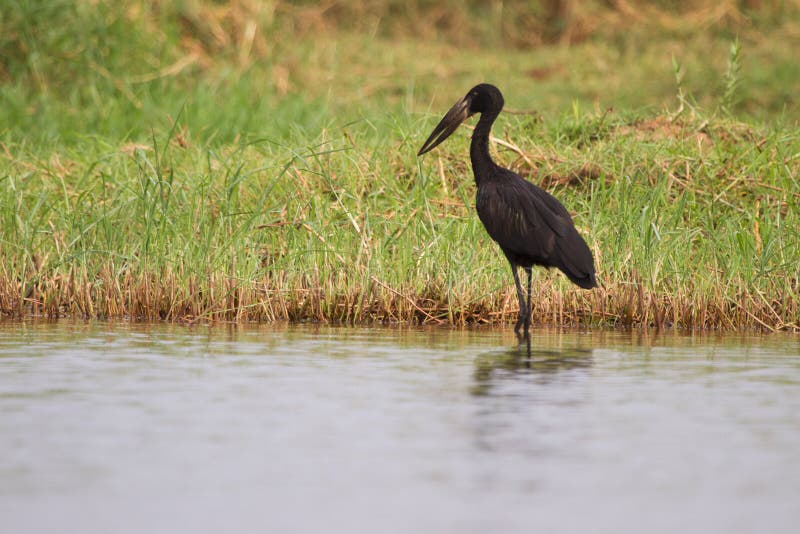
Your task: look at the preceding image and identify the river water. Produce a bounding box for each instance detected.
[1,323,799,533]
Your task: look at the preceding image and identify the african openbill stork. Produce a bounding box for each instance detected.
[417,83,597,335]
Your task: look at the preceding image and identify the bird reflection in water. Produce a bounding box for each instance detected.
[471,334,593,396]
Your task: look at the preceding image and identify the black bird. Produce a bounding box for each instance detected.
[418,83,597,335]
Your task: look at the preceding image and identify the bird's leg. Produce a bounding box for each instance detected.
[510,262,526,336]
[524,267,532,333]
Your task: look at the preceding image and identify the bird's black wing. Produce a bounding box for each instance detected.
[476,170,597,288]
[476,173,568,256]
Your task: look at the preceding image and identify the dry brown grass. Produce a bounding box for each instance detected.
[4,258,797,332]
[165,0,797,59]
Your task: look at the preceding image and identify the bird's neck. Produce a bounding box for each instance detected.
[470,110,500,185]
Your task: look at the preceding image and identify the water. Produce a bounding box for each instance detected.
[1,323,799,534]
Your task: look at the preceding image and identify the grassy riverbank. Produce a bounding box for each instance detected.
[2,1,799,330]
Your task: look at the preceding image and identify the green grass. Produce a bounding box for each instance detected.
[1,1,799,330]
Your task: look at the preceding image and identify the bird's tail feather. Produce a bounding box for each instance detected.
[561,268,598,289]
[555,231,598,289]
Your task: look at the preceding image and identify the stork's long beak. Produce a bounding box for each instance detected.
[417,96,472,156]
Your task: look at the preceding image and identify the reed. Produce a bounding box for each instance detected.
[1,1,798,330]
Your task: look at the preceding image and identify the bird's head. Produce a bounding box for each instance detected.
[417,83,504,156]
